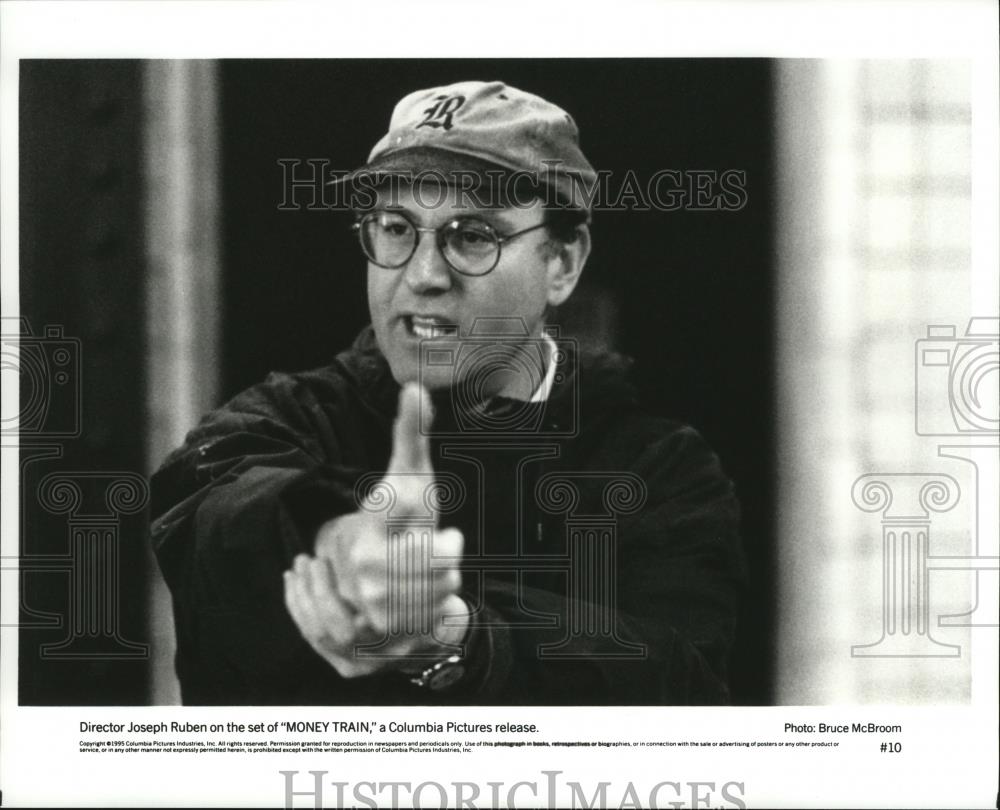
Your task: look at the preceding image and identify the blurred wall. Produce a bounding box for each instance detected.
[775,60,990,704]
[143,60,222,705]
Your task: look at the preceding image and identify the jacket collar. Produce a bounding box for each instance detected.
[334,325,638,431]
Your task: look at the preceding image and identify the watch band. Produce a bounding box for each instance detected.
[409,654,466,691]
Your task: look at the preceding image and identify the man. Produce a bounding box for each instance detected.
[150,80,746,705]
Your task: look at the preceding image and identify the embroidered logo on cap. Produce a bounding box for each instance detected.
[415,95,465,131]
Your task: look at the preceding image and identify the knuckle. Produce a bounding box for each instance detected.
[348,539,377,568]
[436,527,463,555]
[368,608,390,635]
[357,578,386,607]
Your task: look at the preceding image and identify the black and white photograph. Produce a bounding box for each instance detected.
[1,1,997,807]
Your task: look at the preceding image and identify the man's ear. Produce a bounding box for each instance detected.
[546,225,591,308]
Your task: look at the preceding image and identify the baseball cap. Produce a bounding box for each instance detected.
[333,80,597,217]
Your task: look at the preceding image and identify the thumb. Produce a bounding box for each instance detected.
[387,383,434,475]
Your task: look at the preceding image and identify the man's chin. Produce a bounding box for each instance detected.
[412,369,462,392]
[385,359,454,392]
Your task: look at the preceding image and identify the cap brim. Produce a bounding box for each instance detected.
[327,146,515,187]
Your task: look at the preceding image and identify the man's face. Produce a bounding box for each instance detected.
[365,182,584,395]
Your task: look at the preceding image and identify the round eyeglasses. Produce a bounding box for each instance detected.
[353,209,548,277]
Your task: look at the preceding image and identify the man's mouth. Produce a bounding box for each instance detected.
[404,315,458,339]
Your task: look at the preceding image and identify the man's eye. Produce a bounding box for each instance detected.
[455,226,492,246]
[378,220,411,237]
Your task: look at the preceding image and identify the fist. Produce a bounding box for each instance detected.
[284,384,469,678]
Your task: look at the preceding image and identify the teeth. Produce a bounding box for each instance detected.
[409,317,456,338]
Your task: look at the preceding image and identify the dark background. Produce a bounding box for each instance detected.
[19,59,776,705]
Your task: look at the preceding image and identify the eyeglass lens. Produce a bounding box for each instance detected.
[359,211,500,275]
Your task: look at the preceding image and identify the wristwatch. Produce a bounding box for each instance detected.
[409,654,466,691]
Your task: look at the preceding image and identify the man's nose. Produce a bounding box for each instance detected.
[403,231,453,294]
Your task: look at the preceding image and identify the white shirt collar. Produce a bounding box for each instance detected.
[529,334,559,403]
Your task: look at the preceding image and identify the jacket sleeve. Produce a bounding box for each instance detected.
[447,421,747,705]
[149,372,376,704]
[152,370,745,705]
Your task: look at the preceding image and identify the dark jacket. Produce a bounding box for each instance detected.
[150,327,746,705]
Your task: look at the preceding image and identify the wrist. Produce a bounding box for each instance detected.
[435,593,471,650]
[404,594,477,692]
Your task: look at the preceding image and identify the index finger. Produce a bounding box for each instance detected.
[385,383,433,476]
